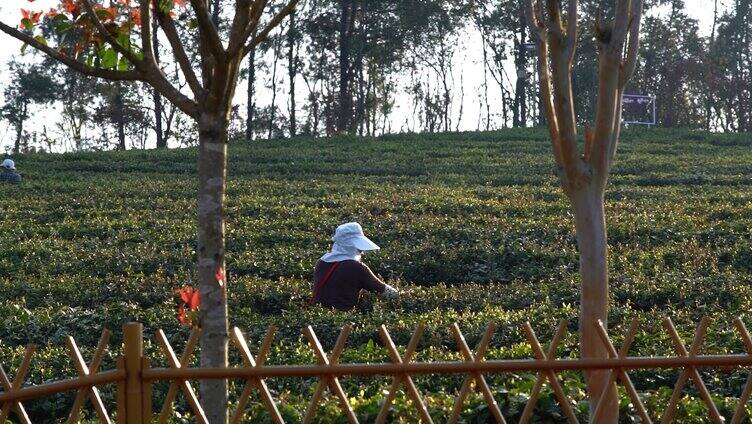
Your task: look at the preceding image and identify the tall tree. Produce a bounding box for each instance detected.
[632,0,704,127]
[711,0,752,131]
[58,68,97,151]
[512,3,529,127]
[114,83,127,149]
[0,1,297,421]
[288,10,298,136]
[0,61,57,153]
[525,0,643,421]
[94,81,150,150]
[245,48,256,140]
[336,0,356,133]
[474,1,512,129]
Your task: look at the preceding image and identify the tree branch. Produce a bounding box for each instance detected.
[225,0,255,57]
[189,0,226,60]
[228,0,269,57]
[608,89,625,166]
[525,0,564,168]
[619,0,643,88]
[564,0,578,63]
[590,53,621,179]
[155,10,206,99]
[611,0,631,55]
[143,68,201,118]
[139,0,155,63]
[242,0,299,58]
[0,21,142,81]
[524,0,543,41]
[544,0,564,38]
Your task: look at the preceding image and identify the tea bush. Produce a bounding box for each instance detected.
[1,128,751,422]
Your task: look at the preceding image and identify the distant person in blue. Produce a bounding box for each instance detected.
[0,159,22,184]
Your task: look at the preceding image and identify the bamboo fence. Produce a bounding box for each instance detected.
[1,317,752,423]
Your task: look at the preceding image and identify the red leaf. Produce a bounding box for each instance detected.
[63,0,79,14]
[215,266,226,288]
[189,291,200,310]
[177,305,188,325]
[176,286,200,311]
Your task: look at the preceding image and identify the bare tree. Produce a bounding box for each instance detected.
[0,0,297,421]
[524,0,643,421]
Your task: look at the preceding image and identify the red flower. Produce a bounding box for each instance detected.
[21,9,42,23]
[63,0,80,14]
[130,8,141,26]
[215,266,226,288]
[46,8,59,17]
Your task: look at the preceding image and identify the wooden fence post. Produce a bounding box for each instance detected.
[123,323,144,424]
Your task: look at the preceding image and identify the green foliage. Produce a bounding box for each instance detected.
[0,128,751,421]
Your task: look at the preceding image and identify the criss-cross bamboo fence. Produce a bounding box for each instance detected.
[2,317,752,423]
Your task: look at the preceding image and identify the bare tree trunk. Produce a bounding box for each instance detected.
[246,49,255,141]
[287,11,297,137]
[514,20,528,127]
[572,187,617,420]
[456,71,464,131]
[481,39,491,131]
[337,0,353,133]
[13,104,25,154]
[269,35,281,140]
[153,17,165,149]
[197,112,229,424]
[115,84,126,150]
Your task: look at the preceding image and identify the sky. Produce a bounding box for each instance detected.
[0,1,724,151]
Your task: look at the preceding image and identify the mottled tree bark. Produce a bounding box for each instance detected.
[196,111,229,424]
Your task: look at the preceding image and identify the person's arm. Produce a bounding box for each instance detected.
[359,263,398,298]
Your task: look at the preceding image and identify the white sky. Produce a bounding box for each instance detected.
[0,1,724,151]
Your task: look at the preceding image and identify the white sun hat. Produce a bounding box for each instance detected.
[333,222,380,251]
[320,222,380,262]
[1,159,15,170]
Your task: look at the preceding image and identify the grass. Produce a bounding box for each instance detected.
[1,128,751,422]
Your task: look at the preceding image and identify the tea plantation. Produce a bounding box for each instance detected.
[1,128,751,422]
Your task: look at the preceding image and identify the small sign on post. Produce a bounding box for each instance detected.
[622,94,657,127]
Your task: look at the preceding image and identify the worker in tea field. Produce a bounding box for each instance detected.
[311,222,398,310]
[0,159,21,184]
